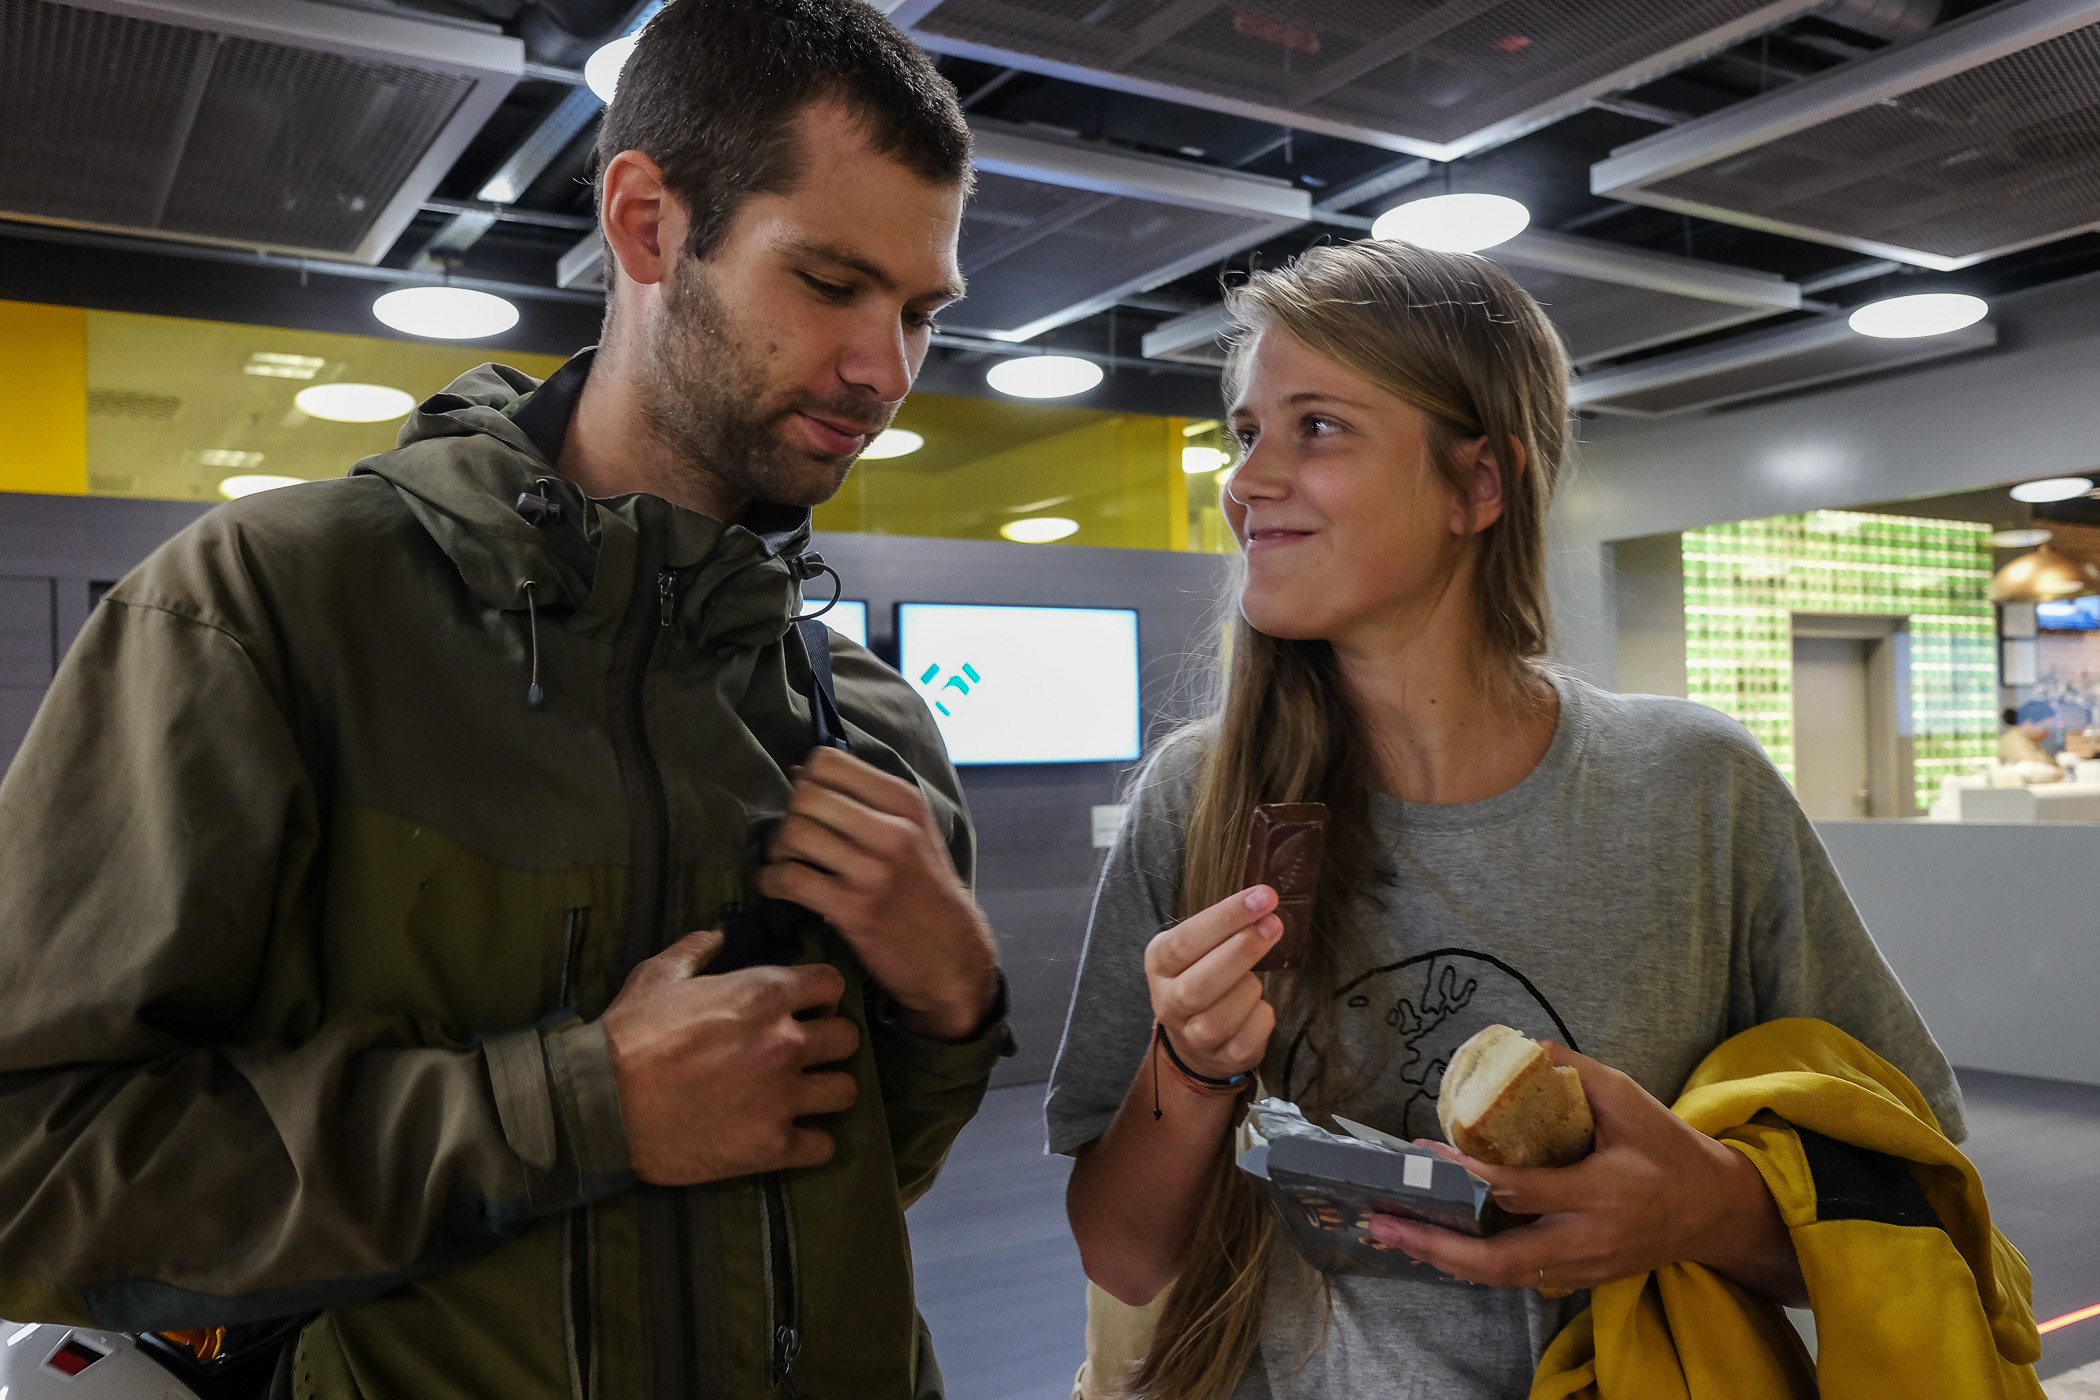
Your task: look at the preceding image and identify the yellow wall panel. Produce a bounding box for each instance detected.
[0,300,89,496]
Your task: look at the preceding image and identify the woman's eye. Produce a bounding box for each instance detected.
[1304,414,1338,436]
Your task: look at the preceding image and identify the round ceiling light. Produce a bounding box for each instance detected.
[2010,477,2094,504]
[219,474,307,499]
[294,382,416,423]
[1371,193,1530,253]
[584,34,638,104]
[1182,446,1228,474]
[372,286,520,340]
[1989,528,2054,548]
[1001,516,1080,543]
[860,428,924,459]
[985,356,1103,399]
[1847,292,1988,339]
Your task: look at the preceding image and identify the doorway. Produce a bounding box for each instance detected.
[1791,615,1912,820]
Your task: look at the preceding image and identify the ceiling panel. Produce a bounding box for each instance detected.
[0,0,519,262]
[1592,0,2100,270]
[893,0,1826,157]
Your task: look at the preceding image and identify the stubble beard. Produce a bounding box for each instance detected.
[636,258,894,510]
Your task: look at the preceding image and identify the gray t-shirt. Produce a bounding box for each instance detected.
[1045,672,1962,1400]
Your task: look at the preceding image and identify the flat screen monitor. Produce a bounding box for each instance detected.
[897,603,1141,765]
[798,598,868,647]
[2037,596,2100,631]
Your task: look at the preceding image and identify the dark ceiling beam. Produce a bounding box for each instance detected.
[422,199,596,231]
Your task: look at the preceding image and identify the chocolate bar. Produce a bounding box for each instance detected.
[1241,802,1327,971]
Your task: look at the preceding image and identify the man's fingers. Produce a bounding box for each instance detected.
[796,1014,861,1068]
[780,1124,839,1171]
[791,1068,860,1118]
[766,811,884,888]
[635,928,724,985]
[793,746,929,824]
[1146,886,1279,980]
[757,961,848,1016]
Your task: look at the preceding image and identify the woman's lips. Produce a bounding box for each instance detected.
[1245,527,1315,553]
[796,412,872,456]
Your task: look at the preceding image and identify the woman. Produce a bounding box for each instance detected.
[1046,240,1961,1399]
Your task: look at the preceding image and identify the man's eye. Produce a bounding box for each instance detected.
[905,311,941,332]
[800,274,851,300]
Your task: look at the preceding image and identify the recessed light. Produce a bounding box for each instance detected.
[294,383,417,423]
[1182,447,1228,474]
[1371,192,1529,253]
[372,287,519,340]
[219,474,306,499]
[1848,292,1988,339]
[1001,516,1080,543]
[861,428,924,459]
[1989,528,2053,548]
[243,352,325,380]
[585,34,638,104]
[2010,477,2094,504]
[195,449,265,469]
[1182,418,1219,437]
[986,356,1103,399]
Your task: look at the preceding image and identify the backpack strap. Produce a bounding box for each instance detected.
[795,617,850,753]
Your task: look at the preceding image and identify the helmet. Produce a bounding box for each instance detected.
[0,1322,204,1398]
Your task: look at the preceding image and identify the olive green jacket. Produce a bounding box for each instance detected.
[0,358,1011,1399]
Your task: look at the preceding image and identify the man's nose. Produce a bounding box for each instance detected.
[838,315,914,404]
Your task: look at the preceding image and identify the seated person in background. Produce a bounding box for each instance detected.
[1998,701,2059,770]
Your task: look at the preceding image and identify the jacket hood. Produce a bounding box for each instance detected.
[352,358,816,649]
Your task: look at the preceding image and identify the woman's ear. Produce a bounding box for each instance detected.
[1449,436,1522,535]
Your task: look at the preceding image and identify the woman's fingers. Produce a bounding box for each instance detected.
[1144,885,1278,981]
[1178,971,1264,1056]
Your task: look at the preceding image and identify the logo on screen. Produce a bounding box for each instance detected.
[917,662,985,717]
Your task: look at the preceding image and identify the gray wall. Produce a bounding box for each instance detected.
[1550,269,2100,686]
[0,492,1231,1089]
[1818,820,2100,1089]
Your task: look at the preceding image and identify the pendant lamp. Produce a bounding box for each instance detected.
[1989,545,2100,603]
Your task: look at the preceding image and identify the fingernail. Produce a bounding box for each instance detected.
[1259,916,1282,942]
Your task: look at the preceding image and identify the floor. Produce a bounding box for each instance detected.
[907,1068,2100,1400]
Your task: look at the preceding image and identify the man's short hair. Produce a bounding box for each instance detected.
[595,0,972,266]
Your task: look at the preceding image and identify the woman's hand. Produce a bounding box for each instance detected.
[1369,1043,1807,1306]
[1143,885,1284,1079]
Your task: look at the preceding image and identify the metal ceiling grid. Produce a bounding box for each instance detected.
[1592,0,2100,270]
[946,119,1308,340]
[883,0,1827,158]
[1570,314,1998,415]
[0,0,520,263]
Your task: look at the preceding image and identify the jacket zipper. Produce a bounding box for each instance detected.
[760,1174,803,1397]
[558,906,594,1400]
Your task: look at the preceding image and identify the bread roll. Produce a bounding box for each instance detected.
[1436,1024,1594,1168]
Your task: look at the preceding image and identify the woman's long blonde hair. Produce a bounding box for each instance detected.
[1131,240,1570,1400]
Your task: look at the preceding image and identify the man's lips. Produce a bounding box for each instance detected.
[795,411,880,456]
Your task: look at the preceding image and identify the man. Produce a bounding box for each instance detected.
[1997,701,2059,771]
[0,2,1008,1397]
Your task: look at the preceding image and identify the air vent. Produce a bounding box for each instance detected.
[1591,0,2100,270]
[87,389,182,421]
[888,0,1825,158]
[0,0,521,263]
[1571,315,1996,416]
[951,120,1306,341]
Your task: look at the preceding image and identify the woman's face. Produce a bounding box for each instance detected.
[1223,330,1500,645]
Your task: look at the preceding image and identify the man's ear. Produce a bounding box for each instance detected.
[600,150,683,289]
[1450,435,1523,535]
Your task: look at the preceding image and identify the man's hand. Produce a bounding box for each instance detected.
[1367,1044,1807,1306]
[1144,884,1282,1080]
[760,747,998,1040]
[601,929,860,1185]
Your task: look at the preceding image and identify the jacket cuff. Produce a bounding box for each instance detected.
[876,970,1017,1086]
[484,1016,634,1215]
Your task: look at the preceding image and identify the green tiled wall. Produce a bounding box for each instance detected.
[1681,510,1995,813]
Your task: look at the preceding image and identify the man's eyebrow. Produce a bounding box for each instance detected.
[783,238,965,303]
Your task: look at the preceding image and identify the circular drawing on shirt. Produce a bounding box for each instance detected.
[1277,949,1579,1144]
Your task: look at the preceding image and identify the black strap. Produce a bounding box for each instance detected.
[795,617,850,753]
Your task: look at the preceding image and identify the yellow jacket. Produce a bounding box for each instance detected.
[1533,1018,2046,1400]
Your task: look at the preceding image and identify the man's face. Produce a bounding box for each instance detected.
[635,102,966,510]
